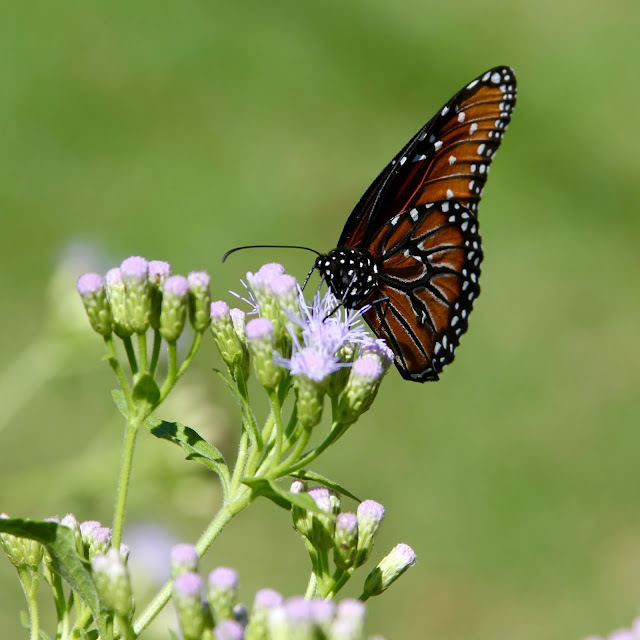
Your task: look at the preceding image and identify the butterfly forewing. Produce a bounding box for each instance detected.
[338,66,516,249]
[363,201,482,381]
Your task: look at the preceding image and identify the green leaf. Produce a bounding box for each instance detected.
[146,417,228,477]
[132,373,160,412]
[241,478,325,512]
[169,630,181,640]
[290,470,361,503]
[0,519,106,638]
[111,389,128,417]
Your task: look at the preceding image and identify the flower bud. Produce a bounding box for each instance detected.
[246,319,282,391]
[148,260,171,330]
[327,341,358,397]
[106,268,133,337]
[244,589,283,640]
[171,543,199,577]
[290,348,337,428]
[214,618,245,640]
[173,571,206,640]
[246,264,289,345]
[354,500,385,568]
[358,340,394,373]
[333,599,366,639]
[208,566,239,623]
[121,256,151,333]
[283,597,315,640]
[91,547,133,617]
[361,543,416,599]
[210,301,247,375]
[160,275,189,343]
[307,487,335,551]
[290,480,310,538]
[86,526,113,559]
[0,516,44,569]
[188,271,212,332]
[333,512,358,570]
[229,308,247,341]
[77,273,113,335]
[309,598,335,636]
[335,356,383,424]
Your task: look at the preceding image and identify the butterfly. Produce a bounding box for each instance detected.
[315,66,517,381]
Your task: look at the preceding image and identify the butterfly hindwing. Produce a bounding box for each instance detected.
[363,201,482,381]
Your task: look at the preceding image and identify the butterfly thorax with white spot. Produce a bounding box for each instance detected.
[315,247,378,310]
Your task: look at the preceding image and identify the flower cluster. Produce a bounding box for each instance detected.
[214,263,394,429]
[169,543,389,640]
[290,487,416,600]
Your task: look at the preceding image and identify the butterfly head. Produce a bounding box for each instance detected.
[315,247,378,310]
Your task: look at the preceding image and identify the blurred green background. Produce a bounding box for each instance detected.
[1,1,639,638]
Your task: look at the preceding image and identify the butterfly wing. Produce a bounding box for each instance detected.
[363,201,482,381]
[339,66,517,249]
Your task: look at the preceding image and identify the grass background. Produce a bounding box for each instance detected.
[1,1,639,638]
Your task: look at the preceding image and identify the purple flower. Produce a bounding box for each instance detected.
[77,272,103,296]
[170,543,198,575]
[148,260,171,284]
[173,571,203,598]
[211,300,231,320]
[120,256,149,281]
[254,588,283,609]
[208,567,239,590]
[288,347,341,383]
[214,618,245,640]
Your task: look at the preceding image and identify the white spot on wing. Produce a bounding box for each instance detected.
[446,189,454,199]
[491,72,501,84]
[441,106,449,116]
[434,140,443,151]
[410,208,419,222]
[448,155,456,165]
[457,112,466,123]
[469,123,478,134]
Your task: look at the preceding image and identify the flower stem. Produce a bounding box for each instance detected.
[112,417,141,549]
[137,332,148,373]
[149,330,162,375]
[122,336,138,376]
[104,335,132,405]
[133,489,252,635]
[18,567,39,640]
[159,342,178,400]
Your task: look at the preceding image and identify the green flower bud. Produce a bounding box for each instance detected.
[0,515,44,569]
[207,566,239,623]
[210,301,247,376]
[105,268,133,338]
[327,341,358,397]
[148,260,171,330]
[290,480,310,538]
[335,356,383,424]
[121,256,151,333]
[188,271,212,332]
[160,276,189,343]
[354,500,385,568]
[244,589,283,640]
[173,572,206,640]
[361,543,416,599]
[307,488,335,551]
[333,512,358,570]
[170,543,199,577]
[245,319,282,391]
[91,547,133,617]
[76,273,113,335]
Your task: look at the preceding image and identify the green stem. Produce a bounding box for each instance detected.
[133,489,252,635]
[159,342,178,400]
[137,332,148,373]
[50,572,70,640]
[104,335,132,406]
[268,391,284,467]
[18,567,39,640]
[112,417,141,549]
[122,336,138,376]
[176,331,203,378]
[322,567,353,599]
[149,330,162,375]
[228,431,250,495]
[275,421,349,477]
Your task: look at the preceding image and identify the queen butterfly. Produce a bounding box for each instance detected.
[315,66,517,381]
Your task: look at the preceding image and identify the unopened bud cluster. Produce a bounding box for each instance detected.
[169,544,387,640]
[290,486,416,600]
[77,256,211,343]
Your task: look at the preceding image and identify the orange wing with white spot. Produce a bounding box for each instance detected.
[363,201,482,381]
[339,66,517,249]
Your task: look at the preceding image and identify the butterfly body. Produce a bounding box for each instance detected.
[317,66,517,382]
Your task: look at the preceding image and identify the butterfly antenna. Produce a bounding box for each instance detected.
[222,244,321,263]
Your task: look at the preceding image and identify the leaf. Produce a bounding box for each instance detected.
[111,389,128,417]
[0,519,106,638]
[132,373,160,412]
[169,630,181,640]
[146,417,228,477]
[241,478,325,513]
[290,470,361,503]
